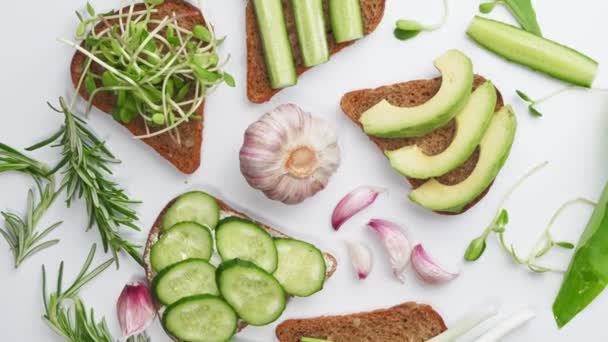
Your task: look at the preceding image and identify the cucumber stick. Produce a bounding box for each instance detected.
[329,0,364,43]
[253,0,297,88]
[292,0,329,66]
[467,16,598,87]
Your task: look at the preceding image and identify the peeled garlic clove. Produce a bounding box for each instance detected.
[239,104,340,205]
[368,219,411,283]
[346,241,373,280]
[411,244,459,284]
[332,186,385,230]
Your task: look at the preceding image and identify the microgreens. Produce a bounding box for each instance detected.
[479,0,542,36]
[65,0,234,143]
[393,0,448,41]
[0,144,62,267]
[517,86,608,117]
[464,162,596,273]
[42,244,115,341]
[29,98,143,267]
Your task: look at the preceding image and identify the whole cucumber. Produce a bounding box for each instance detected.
[553,180,608,328]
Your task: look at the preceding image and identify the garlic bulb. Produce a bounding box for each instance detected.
[240,104,340,204]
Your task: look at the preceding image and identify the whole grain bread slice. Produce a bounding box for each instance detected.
[341,75,504,214]
[70,0,206,174]
[143,192,338,339]
[275,302,446,342]
[246,0,386,103]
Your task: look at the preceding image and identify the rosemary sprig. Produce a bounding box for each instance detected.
[0,144,62,267]
[29,97,143,266]
[42,244,115,342]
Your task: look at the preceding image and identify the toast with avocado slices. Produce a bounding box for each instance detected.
[342,74,512,214]
[143,191,337,341]
[275,302,446,341]
[246,0,386,103]
[71,0,218,174]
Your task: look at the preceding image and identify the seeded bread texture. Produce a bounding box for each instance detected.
[70,0,205,174]
[275,302,446,342]
[341,75,504,213]
[246,0,386,103]
[143,193,338,339]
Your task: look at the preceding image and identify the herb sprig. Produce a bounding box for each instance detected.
[479,0,542,36]
[42,244,115,342]
[517,87,608,117]
[64,0,233,143]
[0,144,62,267]
[29,98,143,266]
[394,0,448,41]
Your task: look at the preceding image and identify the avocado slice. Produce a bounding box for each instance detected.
[385,81,497,179]
[408,105,517,213]
[359,49,474,138]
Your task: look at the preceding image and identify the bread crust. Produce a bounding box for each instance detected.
[275,302,447,342]
[246,0,386,103]
[341,75,505,214]
[70,0,206,174]
[143,192,338,339]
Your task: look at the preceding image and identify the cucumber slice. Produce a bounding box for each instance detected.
[292,0,329,66]
[216,217,278,273]
[467,16,598,87]
[217,259,287,326]
[161,191,220,231]
[329,0,364,43]
[273,238,326,297]
[150,222,213,272]
[253,0,297,89]
[163,295,237,342]
[153,259,219,305]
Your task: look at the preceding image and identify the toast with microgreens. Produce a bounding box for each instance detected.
[143,191,337,340]
[69,0,233,174]
[246,0,386,103]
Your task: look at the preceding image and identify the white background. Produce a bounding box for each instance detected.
[1,0,608,341]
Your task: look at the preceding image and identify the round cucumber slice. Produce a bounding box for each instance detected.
[217,259,286,326]
[216,217,278,273]
[273,238,326,297]
[150,222,213,272]
[153,259,219,305]
[161,191,220,231]
[163,295,237,342]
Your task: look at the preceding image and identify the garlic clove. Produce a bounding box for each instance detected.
[332,187,385,230]
[367,219,411,283]
[116,281,156,339]
[346,240,373,280]
[239,104,340,205]
[411,244,459,284]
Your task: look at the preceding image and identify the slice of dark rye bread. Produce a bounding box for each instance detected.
[70,0,206,174]
[275,302,447,342]
[341,75,504,214]
[246,0,386,103]
[143,193,338,338]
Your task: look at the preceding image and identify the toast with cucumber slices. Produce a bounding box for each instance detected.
[70,0,209,174]
[342,73,511,214]
[275,302,446,341]
[143,191,337,341]
[246,0,386,103]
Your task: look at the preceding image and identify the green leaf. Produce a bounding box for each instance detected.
[191,64,220,82]
[101,71,120,88]
[555,241,575,249]
[529,105,543,117]
[145,0,164,5]
[86,2,96,17]
[479,1,498,13]
[175,83,192,102]
[393,28,421,41]
[492,225,506,233]
[223,72,236,87]
[396,19,426,32]
[76,22,87,39]
[504,0,542,36]
[84,74,97,95]
[193,25,212,42]
[497,209,509,226]
[516,89,533,103]
[464,236,487,261]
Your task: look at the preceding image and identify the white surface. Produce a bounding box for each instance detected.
[1,0,608,341]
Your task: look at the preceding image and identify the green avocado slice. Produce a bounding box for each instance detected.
[359,49,474,138]
[385,81,497,179]
[408,105,517,213]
